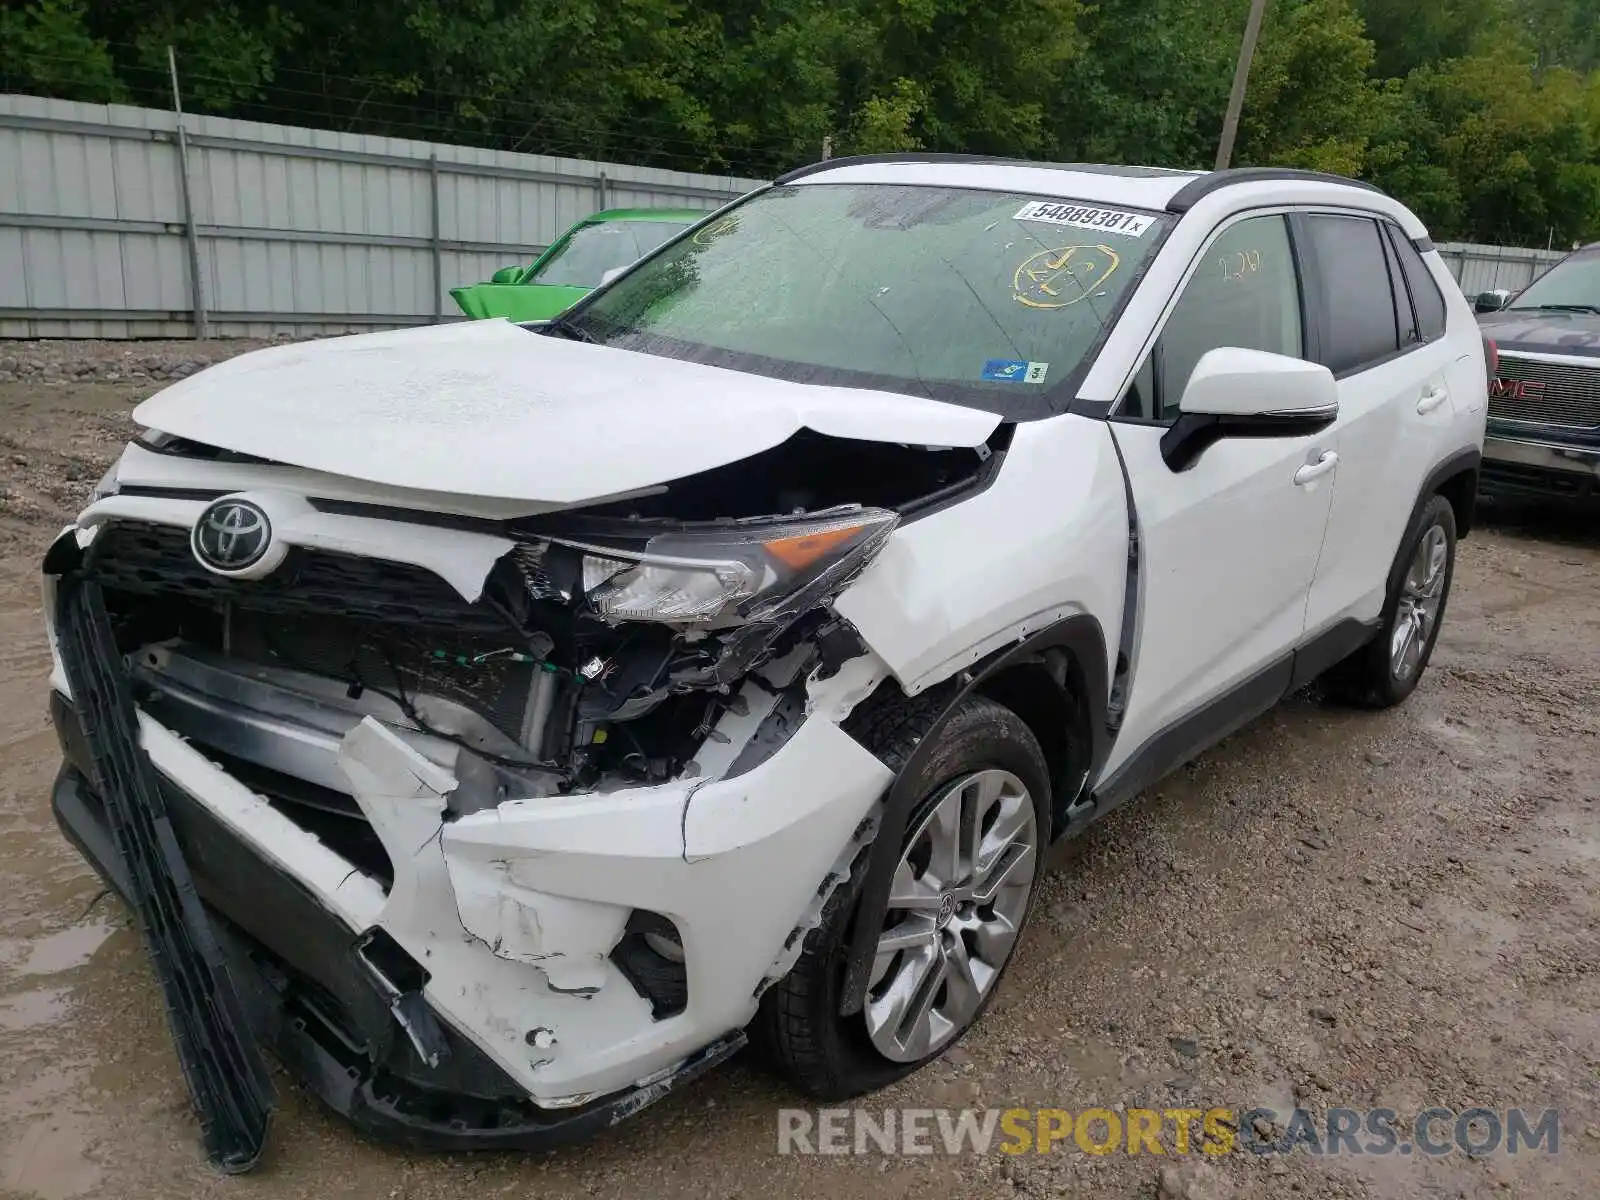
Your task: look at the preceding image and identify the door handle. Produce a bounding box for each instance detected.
[1293,451,1339,486]
[1417,387,1448,415]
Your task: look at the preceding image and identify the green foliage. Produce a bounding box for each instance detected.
[126,4,297,110]
[3,0,1597,244]
[1052,0,1238,167]
[1353,0,1519,79]
[1390,52,1600,245]
[0,0,124,102]
[1239,0,1379,175]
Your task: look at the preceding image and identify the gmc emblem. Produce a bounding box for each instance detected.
[1490,378,1546,400]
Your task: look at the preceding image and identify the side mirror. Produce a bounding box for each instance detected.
[1161,347,1338,472]
[489,266,524,285]
[1474,289,1510,313]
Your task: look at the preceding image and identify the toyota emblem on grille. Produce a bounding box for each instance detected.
[192,498,272,573]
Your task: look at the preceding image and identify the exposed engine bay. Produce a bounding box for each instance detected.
[91,430,1001,859]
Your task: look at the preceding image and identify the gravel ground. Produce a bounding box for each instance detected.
[0,338,290,386]
[0,342,1596,1200]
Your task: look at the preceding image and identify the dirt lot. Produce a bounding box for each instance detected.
[0,346,1597,1200]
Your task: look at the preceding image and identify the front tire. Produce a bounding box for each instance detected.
[1324,493,1457,708]
[752,694,1051,1100]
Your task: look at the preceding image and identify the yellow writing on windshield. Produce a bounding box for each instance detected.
[692,216,741,245]
[1013,244,1121,310]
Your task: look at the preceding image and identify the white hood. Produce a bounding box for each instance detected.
[132,321,1001,503]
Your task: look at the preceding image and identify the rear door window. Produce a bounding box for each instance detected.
[1301,215,1401,375]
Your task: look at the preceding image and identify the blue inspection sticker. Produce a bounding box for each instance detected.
[982,359,1049,384]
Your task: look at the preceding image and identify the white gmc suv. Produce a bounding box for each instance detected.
[42,157,1488,1168]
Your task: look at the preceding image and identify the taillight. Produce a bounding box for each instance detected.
[1484,336,1499,382]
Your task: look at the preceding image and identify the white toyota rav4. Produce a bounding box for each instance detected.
[44,157,1488,1166]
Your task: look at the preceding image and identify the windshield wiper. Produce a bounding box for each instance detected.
[1515,303,1600,315]
[542,314,598,343]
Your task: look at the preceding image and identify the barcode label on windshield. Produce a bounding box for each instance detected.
[1013,202,1153,238]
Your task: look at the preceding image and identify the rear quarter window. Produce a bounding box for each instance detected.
[1386,225,1449,342]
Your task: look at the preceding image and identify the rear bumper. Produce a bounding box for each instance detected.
[1480,435,1600,503]
[50,697,743,1151]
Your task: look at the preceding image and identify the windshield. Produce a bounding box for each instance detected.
[529,219,694,288]
[565,183,1169,412]
[1509,249,1600,311]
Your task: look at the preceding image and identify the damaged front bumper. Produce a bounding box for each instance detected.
[46,558,893,1150]
[50,719,745,1150]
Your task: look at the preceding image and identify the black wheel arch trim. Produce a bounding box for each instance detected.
[1403,448,1480,574]
[836,614,1111,1018]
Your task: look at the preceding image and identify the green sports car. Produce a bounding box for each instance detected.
[450,207,705,322]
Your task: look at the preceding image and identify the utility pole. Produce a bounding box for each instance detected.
[168,46,209,339]
[1215,0,1269,171]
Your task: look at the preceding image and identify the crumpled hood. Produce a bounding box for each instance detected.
[132,320,1001,503]
[1477,309,1600,359]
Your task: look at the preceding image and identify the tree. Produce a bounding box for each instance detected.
[0,0,124,102]
[1352,0,1518,79]
[1052,0,1239,167]
[1406,52,1600,245]
[2,0,1596,244]
[1238,0,1380,176]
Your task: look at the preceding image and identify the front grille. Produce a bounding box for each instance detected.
[87,522,510,634]
[89,521,540,742]
[1489,355,1600,429]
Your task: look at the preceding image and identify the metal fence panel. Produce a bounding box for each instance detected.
[1434,241,1569,297]
[0,93,761,338]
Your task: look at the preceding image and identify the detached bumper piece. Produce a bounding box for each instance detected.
[54,578,275,1172]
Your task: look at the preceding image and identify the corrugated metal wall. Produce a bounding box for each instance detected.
[1434,241,1569,297]
[0,94,763,338]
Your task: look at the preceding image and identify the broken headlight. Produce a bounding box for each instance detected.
[561,507,898,627]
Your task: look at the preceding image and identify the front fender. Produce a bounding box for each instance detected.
[836,614,1110,1018]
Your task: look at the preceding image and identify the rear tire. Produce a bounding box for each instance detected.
[751,694,1051,1100]
[1323,493,1457,709]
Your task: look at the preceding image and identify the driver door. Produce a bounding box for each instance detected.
[1102,212,1337,785]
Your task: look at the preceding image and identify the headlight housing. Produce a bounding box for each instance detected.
[558,506,898,627]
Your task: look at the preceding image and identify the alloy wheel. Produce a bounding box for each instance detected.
[1390,522,1449,682]
[864,768,1039,1063]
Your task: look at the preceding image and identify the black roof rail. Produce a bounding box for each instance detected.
[774,153,1201,185]
[1165,167,1383,213]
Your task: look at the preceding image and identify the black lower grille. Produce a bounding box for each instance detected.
[195,746,395,885]
[1490,355,1600,428]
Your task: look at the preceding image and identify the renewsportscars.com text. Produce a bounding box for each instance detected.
[777,1106,1561,1158]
